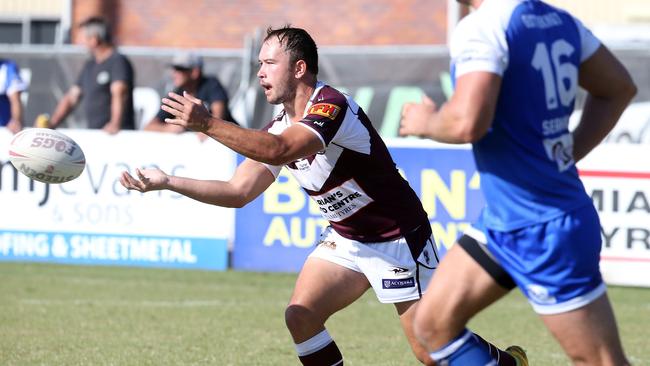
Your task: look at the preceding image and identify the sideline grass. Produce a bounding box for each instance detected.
[1,262,648,365]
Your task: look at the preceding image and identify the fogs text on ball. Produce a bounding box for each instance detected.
[8,128,86,184]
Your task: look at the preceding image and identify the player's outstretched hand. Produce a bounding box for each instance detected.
[161,91,211,132]
[120,168,169,192]
[399,95,438,138]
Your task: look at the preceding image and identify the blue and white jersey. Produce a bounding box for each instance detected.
[0,59,27,126]
[450,0,601,231]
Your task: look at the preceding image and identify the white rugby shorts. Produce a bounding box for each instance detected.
[309,226,438,303]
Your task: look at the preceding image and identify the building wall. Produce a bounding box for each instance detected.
[4,0,649,48]
[545,0,650,26]
[70,0,448,48]
[0,0,64,17]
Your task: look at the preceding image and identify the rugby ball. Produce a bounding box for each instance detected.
[8,128,85,184]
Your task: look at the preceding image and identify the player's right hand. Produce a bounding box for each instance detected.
[120,168,169,192]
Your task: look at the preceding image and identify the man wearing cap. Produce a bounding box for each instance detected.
[144,51,237,134]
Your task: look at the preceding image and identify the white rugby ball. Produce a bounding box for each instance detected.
[8,128,85,184]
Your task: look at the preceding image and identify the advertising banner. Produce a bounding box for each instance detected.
[577,144,650,287]
[0,129,235,270]
[233,140,650,288]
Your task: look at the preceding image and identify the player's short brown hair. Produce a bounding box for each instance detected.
[265,26,318,76]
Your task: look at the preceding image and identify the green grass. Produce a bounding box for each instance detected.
[1,262,648,365]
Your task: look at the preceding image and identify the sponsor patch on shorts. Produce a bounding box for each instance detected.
[382,277,415,289]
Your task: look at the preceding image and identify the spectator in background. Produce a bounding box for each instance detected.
[144,51,237,137]
[44,16,135,134]
[0,59,27,134]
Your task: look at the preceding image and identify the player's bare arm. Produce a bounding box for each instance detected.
[572,45,637,162]
[161,91,324,165]
[121,158,275,208]
[399,72,501,143]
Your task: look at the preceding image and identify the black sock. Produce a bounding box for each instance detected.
[298,341,343,366]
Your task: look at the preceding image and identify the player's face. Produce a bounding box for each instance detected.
[257,38,296,105]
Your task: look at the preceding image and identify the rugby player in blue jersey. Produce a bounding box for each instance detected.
[400,0,636,365]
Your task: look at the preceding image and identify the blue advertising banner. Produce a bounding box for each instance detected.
[0,230,228,271]
[233,143,485,272]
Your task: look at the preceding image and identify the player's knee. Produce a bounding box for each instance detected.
[412,304,461,346]
[285,303,321,333]
[412,312,439,347]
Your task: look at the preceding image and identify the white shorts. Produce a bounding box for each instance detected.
[308,226,438,304]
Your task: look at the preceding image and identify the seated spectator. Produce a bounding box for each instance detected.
[145,52,237,134]
[0,59,27,134]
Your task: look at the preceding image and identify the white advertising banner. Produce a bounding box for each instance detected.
[578,143,650,287]
[0,129,236,270]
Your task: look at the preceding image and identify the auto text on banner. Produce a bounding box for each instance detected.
[232,140,484,272]
[0,129,236,271]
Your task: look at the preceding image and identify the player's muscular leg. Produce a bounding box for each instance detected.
[395,300,435,365]
[413,244,508,351]
[285,257,371,343]
[541,293,629,366]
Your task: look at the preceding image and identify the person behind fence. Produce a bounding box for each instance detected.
[144,51,237,136]
[119,26,527,366]
[0,58,27,134]
[399,0,636,365]
[43,16,135,134]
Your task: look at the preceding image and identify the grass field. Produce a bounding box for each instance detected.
[1,262,648,366]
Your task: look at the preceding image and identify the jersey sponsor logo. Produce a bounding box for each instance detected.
[295,158,311,171]
[382,277,415,289]
[525,284,557,304]
[388,267,411,277]
[543,133,575,172]
[521,12,563,30]
[312,179,374,222]
[308,103,341,120]
[389,266,409,274]
[318,240,337,250]
[423,249,431,265]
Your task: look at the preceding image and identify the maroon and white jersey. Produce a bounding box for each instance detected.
[262,81,429,243]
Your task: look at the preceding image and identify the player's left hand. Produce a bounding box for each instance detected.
[399,95,438,138]
[161,91,211,132]
[120,168,169,192]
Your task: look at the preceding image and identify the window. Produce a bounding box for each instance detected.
[0,18,61,45]
[0,22,22,44]
[30,20,59,44]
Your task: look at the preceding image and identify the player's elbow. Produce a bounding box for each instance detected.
[455,118,489,143]
[265,142,293,166]
[621,79,638,104]
[222,185,256,208]
[227,199,247,209]
[213,195,248,208]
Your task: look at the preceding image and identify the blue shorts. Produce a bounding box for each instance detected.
[475,204,606,314]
